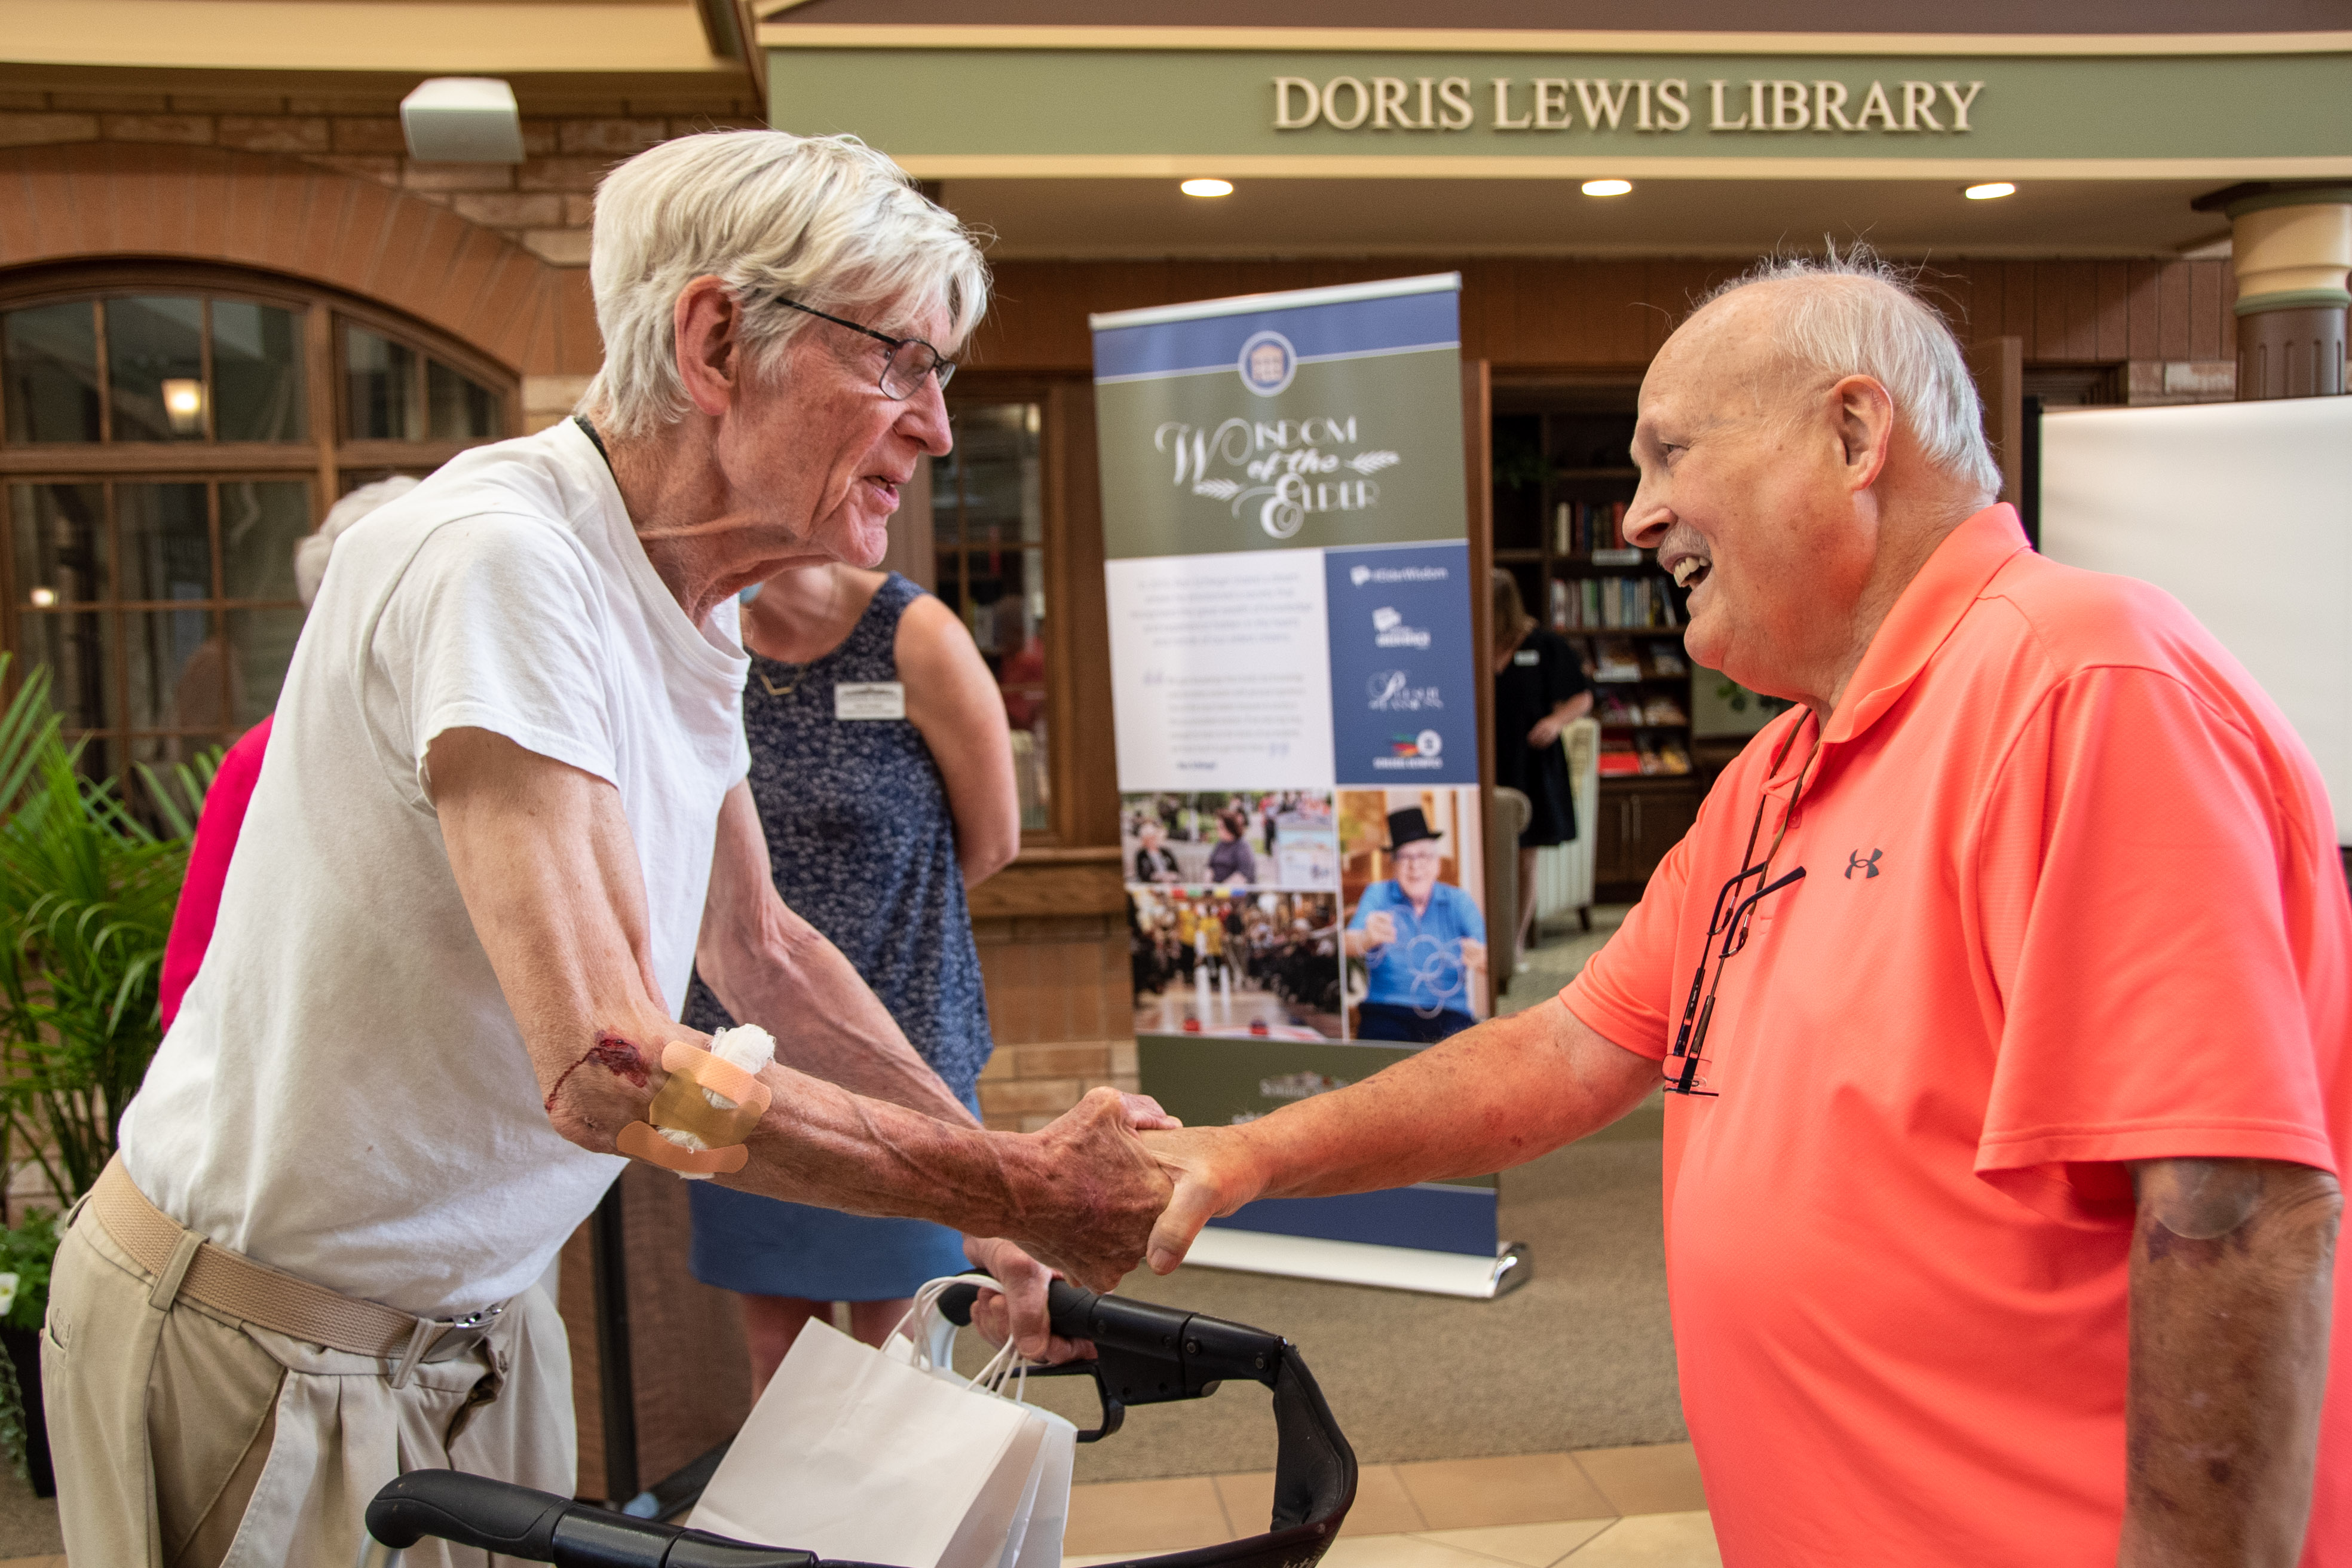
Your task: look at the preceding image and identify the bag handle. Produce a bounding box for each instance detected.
[893,1275,1039,1404]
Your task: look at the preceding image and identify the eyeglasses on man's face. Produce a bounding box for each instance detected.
[773,296,957,400]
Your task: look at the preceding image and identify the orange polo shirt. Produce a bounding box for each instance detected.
[1564,504,2348,1566]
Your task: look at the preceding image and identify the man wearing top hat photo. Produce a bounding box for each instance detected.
[1343,806,1488,1043]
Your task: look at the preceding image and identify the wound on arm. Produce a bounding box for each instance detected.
[543,1031,651,1113]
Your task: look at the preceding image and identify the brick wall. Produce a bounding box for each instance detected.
[0,85,769,429]
[0,86,764,267]
[973,912,1139,1132]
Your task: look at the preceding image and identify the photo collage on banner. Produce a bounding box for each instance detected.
[1094,276,1500,1265]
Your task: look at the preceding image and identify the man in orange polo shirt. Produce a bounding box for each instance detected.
[1137,255,2347,1565]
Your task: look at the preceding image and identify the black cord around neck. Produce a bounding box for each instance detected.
[572,412,612,469]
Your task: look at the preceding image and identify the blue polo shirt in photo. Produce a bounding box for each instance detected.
[1348,880,1486,1012]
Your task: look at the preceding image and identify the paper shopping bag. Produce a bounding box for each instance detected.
[892,1275,1076,1568]
[997,1404,1076,1568]
[691,1318,1047,1568]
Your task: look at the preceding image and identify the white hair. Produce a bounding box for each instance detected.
[294,476,420,607]
[580,130,989,439]
[1696,246,2002,498]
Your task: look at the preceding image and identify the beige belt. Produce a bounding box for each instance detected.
[87,1156,508,1387]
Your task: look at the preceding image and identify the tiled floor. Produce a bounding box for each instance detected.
[0,1447,1713,1568]
[1063,1442,1716,1568]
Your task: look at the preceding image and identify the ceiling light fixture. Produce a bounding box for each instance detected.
[1181,178,1234,198]
[1964,182,2017,201]
[401,77,525,164]
[1581,179,1633,197]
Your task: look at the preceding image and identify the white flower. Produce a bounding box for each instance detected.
[0,1273,21,1317]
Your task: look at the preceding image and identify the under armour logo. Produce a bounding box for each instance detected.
[1845,849,1883,880]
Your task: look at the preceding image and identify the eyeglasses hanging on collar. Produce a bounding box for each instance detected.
[1662,718,1823,1098]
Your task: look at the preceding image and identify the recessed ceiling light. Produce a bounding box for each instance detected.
[1181,178,1234,198]
[1964,182,2017,201]
[1581,179,1633,197]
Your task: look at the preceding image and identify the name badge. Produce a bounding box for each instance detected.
[835,681,906,721]
[1513,650,1541,666]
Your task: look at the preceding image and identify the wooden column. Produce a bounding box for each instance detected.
[1964,335,2025,509]
[1462,358,1497,1012]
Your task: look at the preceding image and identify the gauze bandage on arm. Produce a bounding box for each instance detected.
[617,1025,776,1178]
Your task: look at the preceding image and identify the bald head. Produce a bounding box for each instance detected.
[1682,261,2001,497]
[1622,253,2002,718]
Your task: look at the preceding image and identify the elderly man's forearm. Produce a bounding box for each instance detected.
[731,1077,1169,1288]
[731,1072,1015,1224]
[2121,1157,2341,1568]
[1222,1002,1650,1202]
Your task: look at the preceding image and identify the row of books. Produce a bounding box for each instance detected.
[1550,574,1683,631]
[1596,692,1690,727]
[1554,501,1630,556]
[1585,638,1687,683]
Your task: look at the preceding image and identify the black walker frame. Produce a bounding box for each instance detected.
[358,1276,1358,1568]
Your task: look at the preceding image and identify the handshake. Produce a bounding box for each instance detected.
[957,1086,1255,1359]
[990,1087,1242,1286]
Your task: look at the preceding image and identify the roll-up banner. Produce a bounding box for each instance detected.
[1092,274,1523,1298]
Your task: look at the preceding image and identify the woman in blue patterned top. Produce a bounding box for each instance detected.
[685,561,1017,1393]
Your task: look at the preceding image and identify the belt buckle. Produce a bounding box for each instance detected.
[392,1300,507,1387]
[426,1301,504,1361]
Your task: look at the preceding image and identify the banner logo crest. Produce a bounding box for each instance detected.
[1237,329,1300,396]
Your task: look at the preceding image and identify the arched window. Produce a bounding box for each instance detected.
[0,264,514,779]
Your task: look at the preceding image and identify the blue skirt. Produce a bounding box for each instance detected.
[687,1179,970,1301]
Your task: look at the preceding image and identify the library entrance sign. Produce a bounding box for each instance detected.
[1271,75,1985,136]
[767,45,2352,175]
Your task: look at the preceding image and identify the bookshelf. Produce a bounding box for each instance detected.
[1493,391,1701,898]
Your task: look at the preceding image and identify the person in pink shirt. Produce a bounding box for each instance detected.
[158,477,419,1027]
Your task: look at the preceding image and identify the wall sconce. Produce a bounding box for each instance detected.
[401,78,526,164]
[161,378,206,436]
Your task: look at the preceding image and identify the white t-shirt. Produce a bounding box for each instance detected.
[122,420,751,1316]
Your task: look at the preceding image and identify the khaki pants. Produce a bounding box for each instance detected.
[43,1200,576,1568]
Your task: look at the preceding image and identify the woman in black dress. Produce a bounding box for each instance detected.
[1490,569,1592,961]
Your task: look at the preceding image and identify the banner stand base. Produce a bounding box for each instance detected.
[1183,1228,1531,1299]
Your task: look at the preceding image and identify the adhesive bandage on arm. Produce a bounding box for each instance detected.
[616,1025,776,1178]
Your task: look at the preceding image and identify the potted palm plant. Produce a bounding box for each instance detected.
[0,657,207,1493]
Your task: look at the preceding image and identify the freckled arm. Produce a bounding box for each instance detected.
[1140,999,1655,1272]
[428,727,1171,1289]
[2120,1156,2340,1568]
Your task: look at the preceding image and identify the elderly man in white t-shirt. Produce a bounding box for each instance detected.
[45,131,1173,1568]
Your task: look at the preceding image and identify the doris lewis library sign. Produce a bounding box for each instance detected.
[1095,277,1518,1297]
[765,43,2352,175]
[1269,74,1986,136]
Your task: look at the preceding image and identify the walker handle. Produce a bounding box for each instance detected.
[938,1275,1284,1384]
[363,1470,815,1566]
[936,1275,1290,1441]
